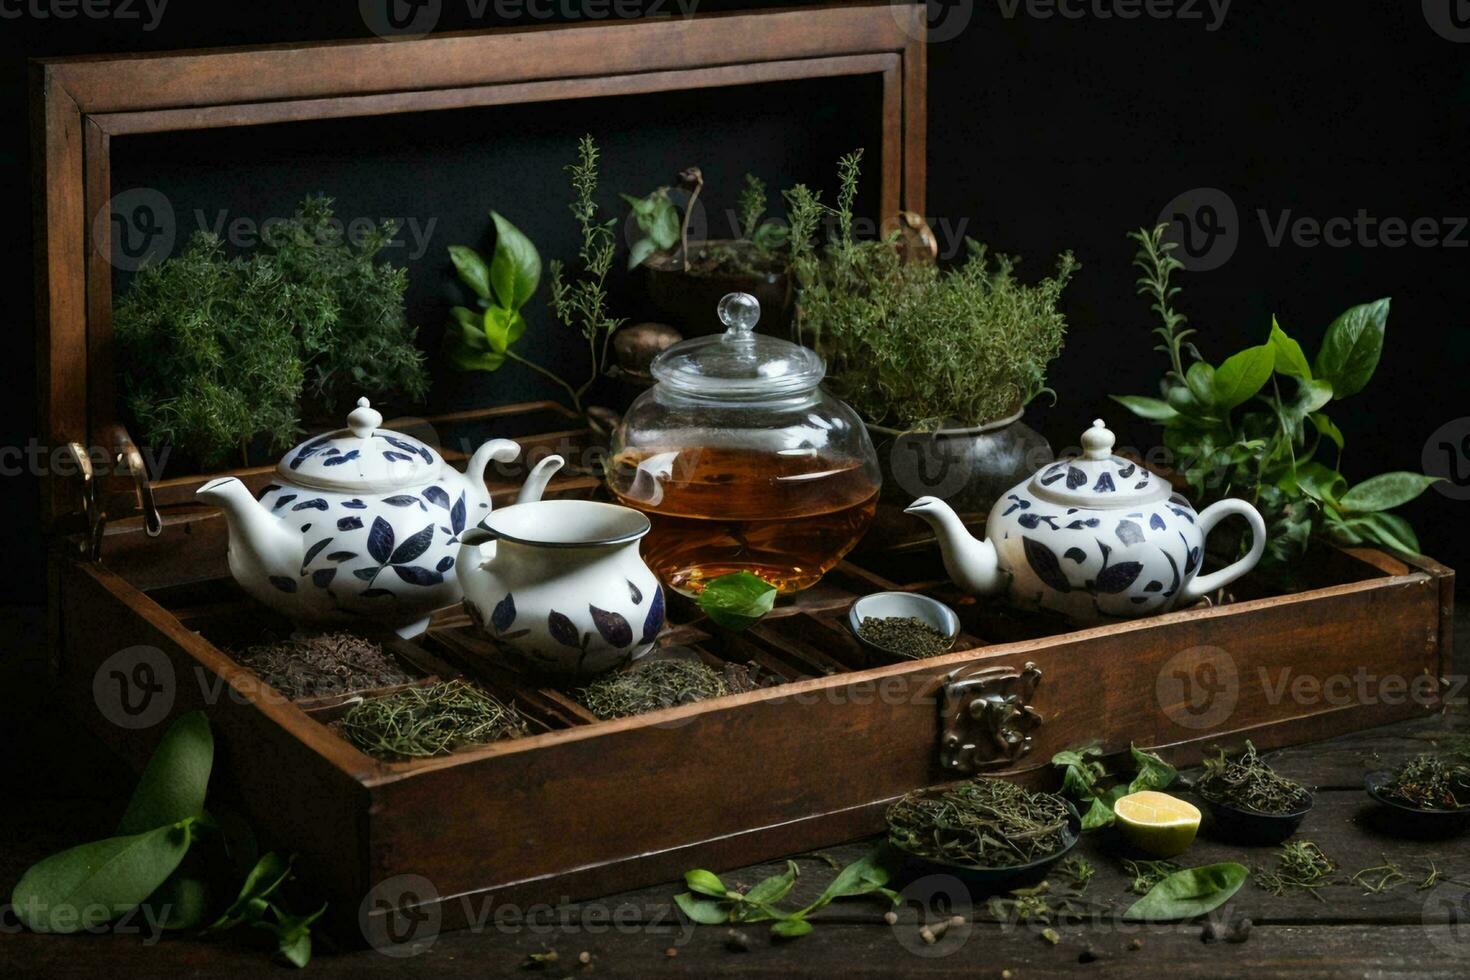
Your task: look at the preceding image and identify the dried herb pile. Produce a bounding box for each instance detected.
[857,616,953,659]
[576,660,732,720]
[340,680,527,759]
[887,777,1072,868]
[235,631,416,700]
[1252,840,1336,899]
[1196,741,1311,814]
[1381,755,1470,810]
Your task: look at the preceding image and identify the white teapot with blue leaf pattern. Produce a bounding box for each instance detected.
[904,419,1267,623]
[197,397,563,637]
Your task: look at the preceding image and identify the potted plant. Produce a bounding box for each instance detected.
[624,168,793,336]
[785,150,1079,549]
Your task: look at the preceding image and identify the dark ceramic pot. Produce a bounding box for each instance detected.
[642,241,792,337]
[859,411,1055,553]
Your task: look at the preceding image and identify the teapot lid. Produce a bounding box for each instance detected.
[651,292,825,399]
[1029,419,1171,507]
[277,398,442,492]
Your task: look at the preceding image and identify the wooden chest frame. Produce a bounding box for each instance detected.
[33,1,1454,941]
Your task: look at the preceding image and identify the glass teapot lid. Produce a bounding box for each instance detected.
[277,397,442,492]
[651,293,825,399]
[1029,419,1171,507]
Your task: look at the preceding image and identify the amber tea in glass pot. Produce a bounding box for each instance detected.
[608,294,881,595]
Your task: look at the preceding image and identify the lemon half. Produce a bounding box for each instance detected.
[1114,790,1201,857]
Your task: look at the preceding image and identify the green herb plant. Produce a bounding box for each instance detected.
[446,136,624,420]
[10,712,325,967]
[697,571,778,631]
[1051,743,1177,829]
[675,845,900,939]
[1114,224,1441,566]
[624,170,788,273]
[116,196,428,468]
[1252,840,1336,899]
[786,149,1078,430]
[1123,862,1248,922]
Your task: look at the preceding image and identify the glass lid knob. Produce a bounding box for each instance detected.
[718,292,761,341]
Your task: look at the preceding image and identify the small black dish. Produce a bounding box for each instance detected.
[892,802,1082,893]
[1197,790,1313,846]
[1364,771,1470,839]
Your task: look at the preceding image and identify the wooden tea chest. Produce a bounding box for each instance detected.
[33,2,1453,939]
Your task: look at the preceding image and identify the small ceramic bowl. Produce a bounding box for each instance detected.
[847,592,961,660]
[893,801,1083,893]
[1197,790,1313,846]
[1364,771,1470,838]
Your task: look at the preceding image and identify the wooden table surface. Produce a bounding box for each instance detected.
[3,606,1467,977]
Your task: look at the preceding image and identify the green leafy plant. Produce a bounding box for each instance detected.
[1051,743,1176,830]
[1123,862,1248,921]
[10,712,324,967]
[1114,224,1440,565]
[115,196,428,468]
[623,168,788,275]
[787,150,1078,430]
[674,845,900,939]
[447,136,624,419]
[697,571,778,631]
[621,186,682,270]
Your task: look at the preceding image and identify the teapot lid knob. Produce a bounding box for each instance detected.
[718,292,761,340]
[348,397,382,439]
[1082,419,1114,460]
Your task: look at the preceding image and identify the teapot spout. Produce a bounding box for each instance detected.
[517,454,565,505]
[197,477,301,576]
[904,496,1004,597]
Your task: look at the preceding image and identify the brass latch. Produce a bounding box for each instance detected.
[939,661,1043,774]
[67,430,164,562]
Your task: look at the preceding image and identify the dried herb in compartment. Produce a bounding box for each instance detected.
[234,631,416,700]
[576,660,732,720]
[339,680,527,760]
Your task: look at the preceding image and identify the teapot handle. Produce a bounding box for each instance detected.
[1178,499,1268,604]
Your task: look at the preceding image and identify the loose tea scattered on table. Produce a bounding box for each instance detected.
[1351,856,1407,895]
[1196,741,1311,814]
[1120,858,1182,895]
[234,631,417,700]
[858,616,953,659]
[1252,840,1336,899]
[576,659,732,720]
[339,680,527,759]
[1380,755,1470,810]
[887,777,1072,868]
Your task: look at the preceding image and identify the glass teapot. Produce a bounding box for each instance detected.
[607,293,881,595]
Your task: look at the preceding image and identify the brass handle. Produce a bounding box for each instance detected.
[116,443,163,538]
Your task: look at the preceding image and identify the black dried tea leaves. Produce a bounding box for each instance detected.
[887,777,1072,868]
[858,616,953,659]
[235,630,416,700]
[576,659,732,720]
[1196,741,1310,814]
[1381,755,1470,810]
[339,680,527,759]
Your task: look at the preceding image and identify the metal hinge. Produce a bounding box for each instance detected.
[939,661,1043,774]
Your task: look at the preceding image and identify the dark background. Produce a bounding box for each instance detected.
[2,0,1466,605]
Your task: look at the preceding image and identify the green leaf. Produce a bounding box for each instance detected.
[627,237,657,271]
[448,245,492,302]
[144,872,212,931]
[482,306,527,355]
[1269,318,1312,379]
[1338,472,1442,513]
[770,917,814,939]
[1293,379,1334,417]
[674,892,731,925]
[1185,361,1217,407]
[1127,745,1177,793]
[1340,511,1421,554]
[262,902,325,969]
[210,852,294,932]
[1293,461,1347,505]
[11,823,194,933]
[697,572,778,632]
[1111,395,1179,421]
[812,845,901,908]
[117,711,213,837]
[448,340,506,372]
[649,197,681,251]
[1310,413,1345,451]
[1122,862,1248,922]
[1080,796,1116,830]
[684,869,728,898]
[1212,344,1274,410]
[1314,298,1389,398]
[745,861,799,907]
[488,212,542,311]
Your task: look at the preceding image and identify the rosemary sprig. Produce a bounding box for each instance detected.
[339,680,526,759]
[1253,840,1335,900]
[887,778,1071,868]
